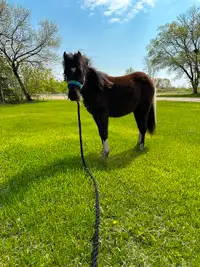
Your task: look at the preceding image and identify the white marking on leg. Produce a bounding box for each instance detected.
[139,143,144,151]
[103,139,109,151]
[102,139,110,158]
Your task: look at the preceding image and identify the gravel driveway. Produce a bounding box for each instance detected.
[157,97,200,102]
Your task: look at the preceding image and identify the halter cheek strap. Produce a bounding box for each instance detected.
[68,80,84,90]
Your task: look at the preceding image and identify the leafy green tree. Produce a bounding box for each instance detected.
[147,5,200,94]
[56,80,67,93]
[154,78,172,90]
[45,78,67,94]
[21,65,51,94]
[21,64,67,95]
[0,1,60,101]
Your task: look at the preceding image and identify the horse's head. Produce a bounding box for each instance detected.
[63,51,88,102]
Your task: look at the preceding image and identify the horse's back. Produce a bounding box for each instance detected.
[108,72,154,89]
[107,72,155,117]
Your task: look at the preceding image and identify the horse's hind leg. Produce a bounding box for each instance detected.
[93,111,110,158]
[133,105,149,151]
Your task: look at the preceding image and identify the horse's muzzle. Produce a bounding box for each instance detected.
[68,85,81,102]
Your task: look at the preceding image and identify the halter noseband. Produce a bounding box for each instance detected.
[68,80,84,90]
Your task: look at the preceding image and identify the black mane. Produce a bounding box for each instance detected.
[85,67,113,91]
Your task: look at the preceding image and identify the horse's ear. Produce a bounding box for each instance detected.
[63,51,68,61]
[77,51,82,57]
[75,51,89,68]
[76,51,83,62]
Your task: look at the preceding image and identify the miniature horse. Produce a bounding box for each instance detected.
[63,51,156,158]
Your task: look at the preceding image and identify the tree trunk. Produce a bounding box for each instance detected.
[193,85,198,94]
[192,84,198,94]
[191,80,198,94]
[0,88,4,103]
[12,67,32,101]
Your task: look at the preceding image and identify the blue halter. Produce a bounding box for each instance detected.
[68,80,83,90]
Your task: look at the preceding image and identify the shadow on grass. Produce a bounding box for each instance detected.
[85,146,148,170]
[0,146,147,205]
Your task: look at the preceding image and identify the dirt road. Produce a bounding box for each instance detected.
[157,97,200,102]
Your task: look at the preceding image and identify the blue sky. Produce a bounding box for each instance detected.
[7,0,200,85]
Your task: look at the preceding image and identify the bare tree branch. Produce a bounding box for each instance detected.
[0,2,60,101]
[146,5,200,93]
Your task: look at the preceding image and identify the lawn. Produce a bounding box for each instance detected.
[0,100,200,266]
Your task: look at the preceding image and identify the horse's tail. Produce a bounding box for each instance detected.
[147,89,156,135]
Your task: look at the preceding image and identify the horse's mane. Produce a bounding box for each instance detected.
[84,54,113,90]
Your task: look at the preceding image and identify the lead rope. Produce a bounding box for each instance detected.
[77,102,100,267]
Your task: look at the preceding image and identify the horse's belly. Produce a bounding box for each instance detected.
[109,96,138,117]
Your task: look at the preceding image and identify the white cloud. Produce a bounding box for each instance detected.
[83,0,155,22]
[109,17,120,23]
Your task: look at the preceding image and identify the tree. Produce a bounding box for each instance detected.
[0,55,13,103]
[125,67,135,74]
[0,55,7,103]
[143,56,157,81]
[20,64,67,95]
[0,1,60,101]
[146,5,200,94]
[21,65,52,95]
[154,78,172,90]
[56,80,67,93]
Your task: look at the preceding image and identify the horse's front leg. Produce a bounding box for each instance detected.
[102,139,110,158]
[93,111,110,158]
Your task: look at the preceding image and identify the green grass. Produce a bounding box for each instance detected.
[0,100,200,266]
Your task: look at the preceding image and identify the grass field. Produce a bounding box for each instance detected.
[0,100,200,266]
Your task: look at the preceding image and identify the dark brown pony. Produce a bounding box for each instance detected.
[63,51,156,158]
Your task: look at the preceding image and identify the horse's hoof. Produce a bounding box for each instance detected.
[102,150,110,159]
[135,143,144,150]
[139,143,144,151]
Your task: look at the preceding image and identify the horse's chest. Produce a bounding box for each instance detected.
[83,92,108,114]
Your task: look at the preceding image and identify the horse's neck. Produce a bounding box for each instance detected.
[86,67,112,89]
[85,67,98,86]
